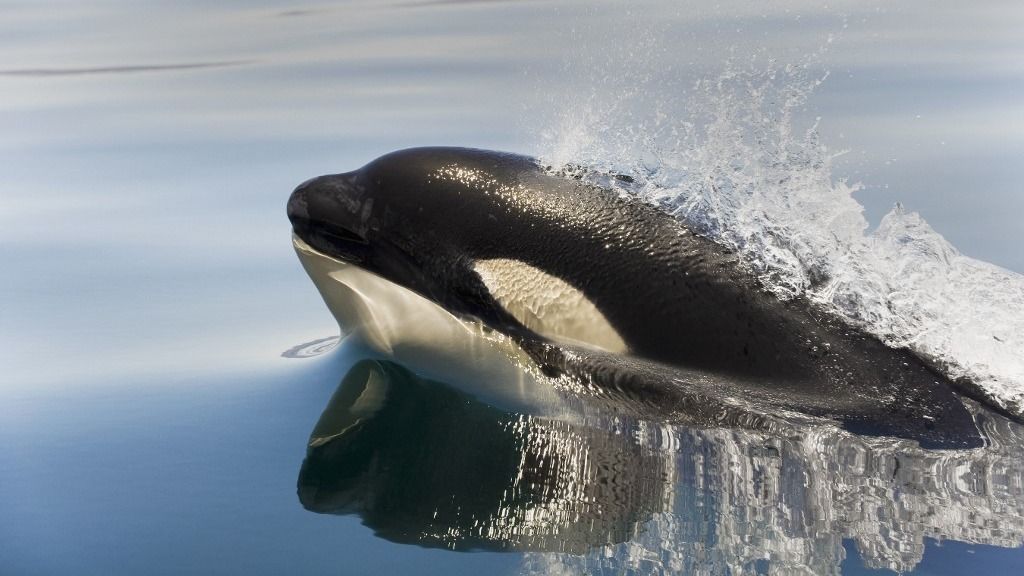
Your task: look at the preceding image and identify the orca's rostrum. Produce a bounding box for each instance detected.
[287,147,986,448]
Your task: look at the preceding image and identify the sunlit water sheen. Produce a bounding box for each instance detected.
[2,1,1023,575]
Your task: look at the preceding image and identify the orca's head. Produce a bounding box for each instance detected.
[287,148,542,319]
[287,171,372,266]
[286,164,418,288]
[287,147,629,354]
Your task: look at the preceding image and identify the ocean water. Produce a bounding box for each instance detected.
[2,1,1022,575]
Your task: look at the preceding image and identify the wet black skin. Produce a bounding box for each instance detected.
[288,147,987,448]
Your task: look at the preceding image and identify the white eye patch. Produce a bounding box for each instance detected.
[474,258,627,354]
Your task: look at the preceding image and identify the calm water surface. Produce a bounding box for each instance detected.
[2,1,1022,574]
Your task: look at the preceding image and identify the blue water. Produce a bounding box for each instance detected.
[2,1,1022,574]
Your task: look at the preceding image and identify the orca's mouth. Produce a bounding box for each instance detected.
[291,217,369,263]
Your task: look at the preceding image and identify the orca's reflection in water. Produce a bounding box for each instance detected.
[298,359,1024,573]
[297,359,668,552]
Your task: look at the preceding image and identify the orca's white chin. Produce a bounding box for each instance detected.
[291,234,563,414]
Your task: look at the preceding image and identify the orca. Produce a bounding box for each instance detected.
[287,147,984,448]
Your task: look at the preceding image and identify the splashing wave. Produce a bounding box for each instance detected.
[540,60,1024,417]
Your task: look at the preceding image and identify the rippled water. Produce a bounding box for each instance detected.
[2,1,1022,574]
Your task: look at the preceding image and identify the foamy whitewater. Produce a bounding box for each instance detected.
[540,59,1024,418]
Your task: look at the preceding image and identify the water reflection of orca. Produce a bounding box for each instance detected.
[299,358,1024,566]
[287,147,985,448]
[297,359,667,552]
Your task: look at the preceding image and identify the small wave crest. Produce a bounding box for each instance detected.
[282,336,341,358]
[539,55,1024,417]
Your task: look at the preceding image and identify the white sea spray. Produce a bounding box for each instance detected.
[539,55,1024,416]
